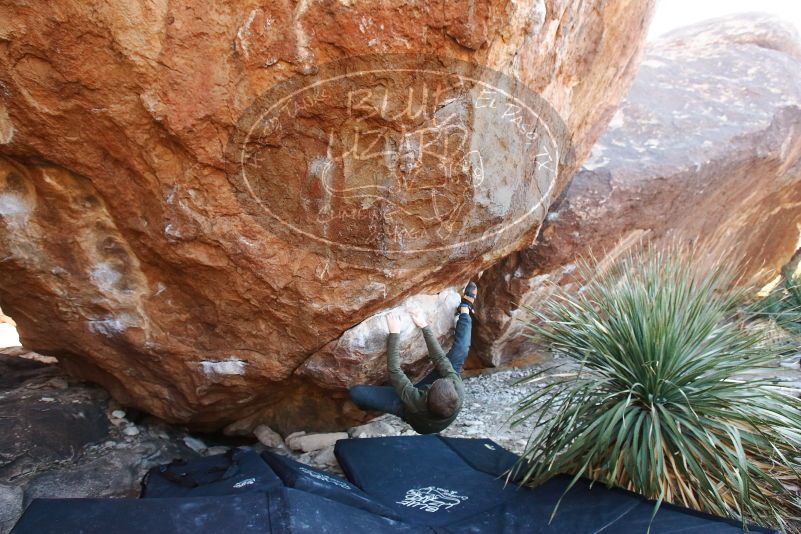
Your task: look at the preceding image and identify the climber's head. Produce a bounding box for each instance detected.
[427,378,459,418]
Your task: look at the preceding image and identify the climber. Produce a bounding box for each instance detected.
[348,282,477,434]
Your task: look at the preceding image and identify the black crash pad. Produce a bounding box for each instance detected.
[141,448,282,498]
[11,493,272,534]
[12,489,430,534]
[13,437,780,534]
[335,435,779,534]
[438,437,520,479]
[438,436,777,533]
[261,449,401,520]
[272,487,430,533]
[335,435,519,527]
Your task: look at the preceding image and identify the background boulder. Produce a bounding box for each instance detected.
[475,14,801,365]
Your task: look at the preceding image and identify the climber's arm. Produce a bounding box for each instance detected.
[384,312,424,408]
[386,332,425,406]
[421,326,458,379]
[408,307,458,379]
[409,307,457,379]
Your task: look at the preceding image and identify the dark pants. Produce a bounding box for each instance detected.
[349,312,472,417]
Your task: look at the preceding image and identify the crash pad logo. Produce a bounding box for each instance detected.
[298,466,352,490]
[396,486,468,512]
[227,54,570,268]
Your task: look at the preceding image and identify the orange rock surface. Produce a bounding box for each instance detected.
[0,0,653,432]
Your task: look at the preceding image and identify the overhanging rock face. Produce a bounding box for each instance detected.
[0,0,654,432]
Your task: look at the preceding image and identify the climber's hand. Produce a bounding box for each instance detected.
[409,307,428,329]
[385,312,401,334]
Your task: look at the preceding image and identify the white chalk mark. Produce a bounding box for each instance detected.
[164,223,182,238]
[88,316,127,336]
[90,263,122,292]
[308,156,332,178]
[0,193,28,217]
[294,0,313,67]
[237,9,259,59]
[200,358,247,376]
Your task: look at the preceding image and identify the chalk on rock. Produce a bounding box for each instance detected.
[253,424,283,448]
[287,432,348,453]
[122,425,140,437]
[110,410,126,419]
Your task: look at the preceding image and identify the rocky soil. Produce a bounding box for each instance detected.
[0,349,194,533]
[0,344,548,533]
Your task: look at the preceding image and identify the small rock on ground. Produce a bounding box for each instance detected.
[287,432,349,453]
[349,420,395,439]
[182,436,207,453]
[253,424,283,449]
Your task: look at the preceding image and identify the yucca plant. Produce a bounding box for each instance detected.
[512,245,801,532]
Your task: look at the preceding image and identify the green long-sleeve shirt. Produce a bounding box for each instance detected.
[387,327,464,434]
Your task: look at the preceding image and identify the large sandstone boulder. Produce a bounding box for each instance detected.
[0,0,653,432]
[476,14,801,365]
